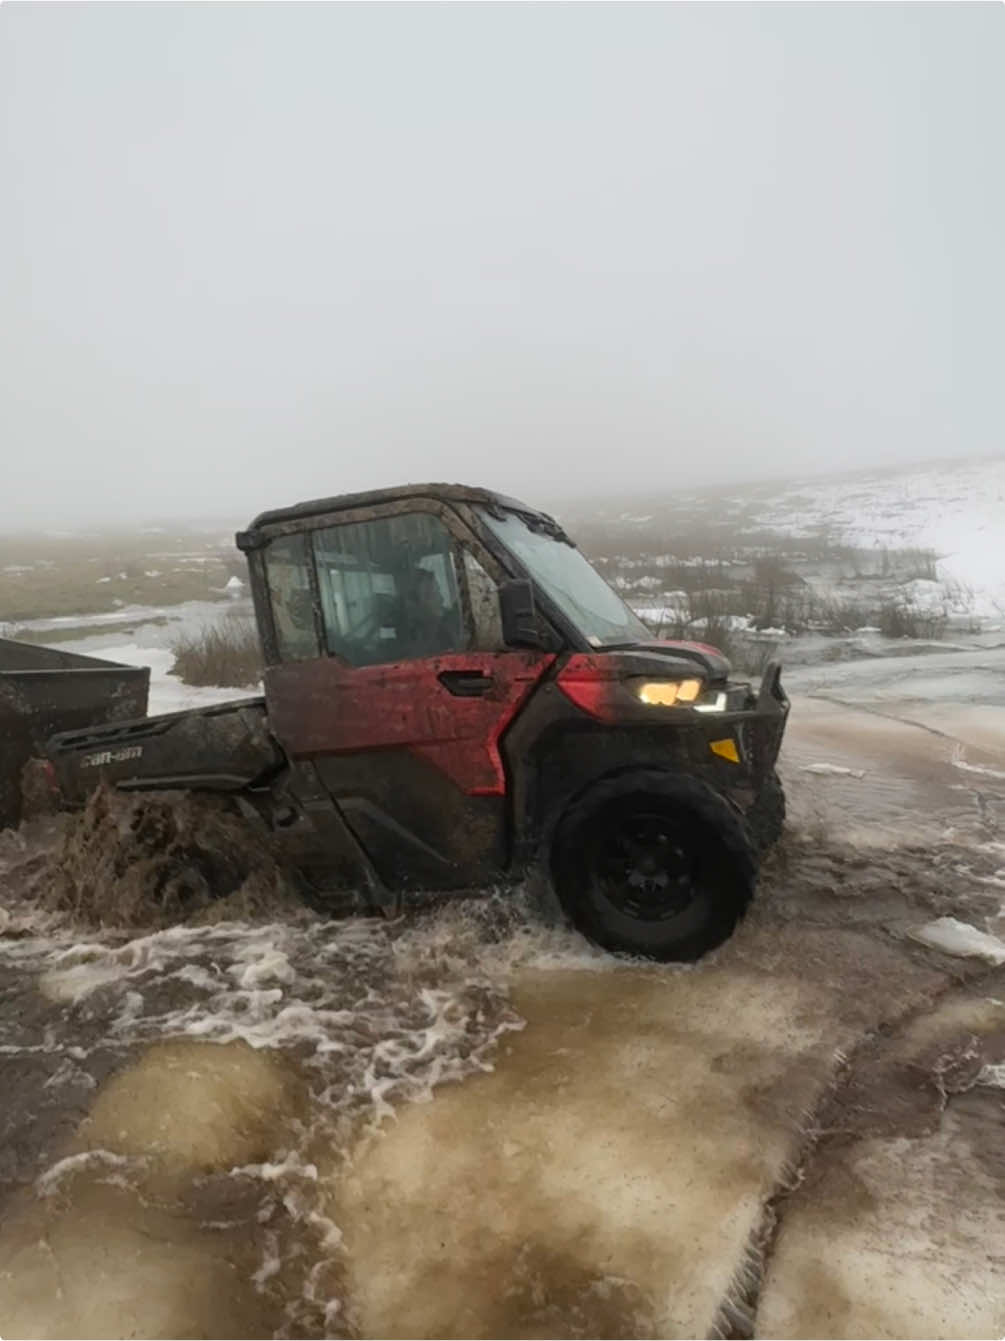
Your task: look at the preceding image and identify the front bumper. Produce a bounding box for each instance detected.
[687,660,789,792]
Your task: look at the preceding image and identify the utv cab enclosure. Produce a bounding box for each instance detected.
[48,483,789,961]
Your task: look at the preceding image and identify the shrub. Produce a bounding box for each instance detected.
[877,602,947,640]
[896,547,939,581]
[170,614,262,687]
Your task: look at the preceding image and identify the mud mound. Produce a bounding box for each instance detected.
[0,814,70,937]
[48,784,305,929]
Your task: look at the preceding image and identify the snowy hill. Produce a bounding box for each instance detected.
[745,456,1005,621]
[558,455,1005,668]
[566,455,1005,626]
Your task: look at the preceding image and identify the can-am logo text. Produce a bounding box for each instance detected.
[81,745,144,769]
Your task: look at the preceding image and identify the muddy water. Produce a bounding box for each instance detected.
[0,900,529,1338]
[757,992,1005,1340]
[1,649,1004,1339]
[334,963,852,1340]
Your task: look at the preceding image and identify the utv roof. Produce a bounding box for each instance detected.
[242,482,556,536]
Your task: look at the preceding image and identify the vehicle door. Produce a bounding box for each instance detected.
[260,502,555,888]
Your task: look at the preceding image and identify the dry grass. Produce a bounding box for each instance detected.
[0,527,246,621]
[1,617,172,644]
[170,614,262,688]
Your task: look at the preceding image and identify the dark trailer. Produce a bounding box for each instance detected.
[0,637,149,829]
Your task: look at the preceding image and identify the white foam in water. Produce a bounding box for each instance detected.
[973,871,1005,890]
[36,1149,145,1197]
[232,1152,320,1185]
[233,946,297,989]
[800,762,866,778]
[1,896,584,1335]
[0,883,668,1336]
[951,755,1005,782]
[43,1056,98,1093]
[909,916,1005,965]
[15,900,592,1138]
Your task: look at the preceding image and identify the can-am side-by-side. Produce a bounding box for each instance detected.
[9,483,789,960]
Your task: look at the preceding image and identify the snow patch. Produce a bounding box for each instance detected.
[94,641,259,713]
[951,755,1005,782]
[36,1149,145,1196]
[908,917,1005,965]
[750,457,1005,622]
[977,1062,1005,1089]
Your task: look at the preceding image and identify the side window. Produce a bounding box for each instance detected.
[312,512,469,666]
[264,534,320,661]
[463,550,504,650]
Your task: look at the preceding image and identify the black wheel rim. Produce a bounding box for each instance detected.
[589,805,703,922]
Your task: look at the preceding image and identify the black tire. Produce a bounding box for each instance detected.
[746,769,786,852]
[550,770,757,962]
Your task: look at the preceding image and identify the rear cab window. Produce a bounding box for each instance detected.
[263,534,321,661]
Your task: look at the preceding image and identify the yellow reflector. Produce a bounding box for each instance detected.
[710,738,740,763]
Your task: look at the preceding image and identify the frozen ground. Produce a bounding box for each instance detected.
[577,455,1005,648]
[95,642,258,715]
[748,455,1005,620]
[1,644,1004,1338]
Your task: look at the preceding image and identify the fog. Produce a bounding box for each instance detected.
[1,3,1002,528]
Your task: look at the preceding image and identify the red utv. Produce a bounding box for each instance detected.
[45,484,789,960]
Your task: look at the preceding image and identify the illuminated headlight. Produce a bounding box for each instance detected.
[634,678,703,706]
[632,679,730,712]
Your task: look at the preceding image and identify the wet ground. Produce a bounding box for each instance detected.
[1,646,1003,1339]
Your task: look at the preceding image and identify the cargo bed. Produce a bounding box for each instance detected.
[0,638,150,828]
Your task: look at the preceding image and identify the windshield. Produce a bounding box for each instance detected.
[480,509,651,647]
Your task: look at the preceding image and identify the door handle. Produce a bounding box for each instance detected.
[438,670,494,697]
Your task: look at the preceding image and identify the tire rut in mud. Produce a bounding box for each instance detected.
[708,961,1005,1340]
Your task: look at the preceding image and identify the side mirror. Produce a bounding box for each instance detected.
[499,579,549,650]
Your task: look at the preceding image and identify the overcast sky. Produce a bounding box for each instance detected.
[1,3,1002,527]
